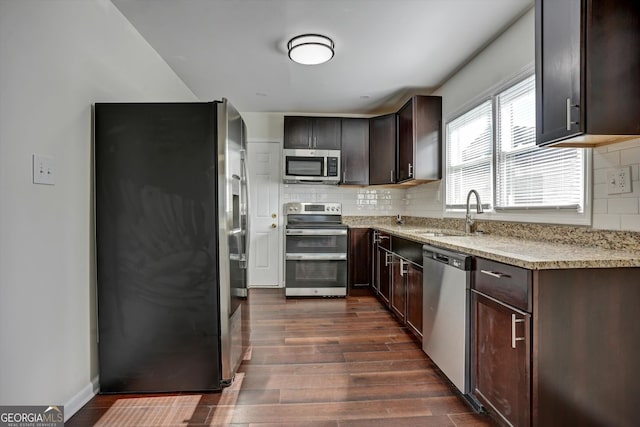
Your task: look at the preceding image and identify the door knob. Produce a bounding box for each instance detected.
[271,223,277,228]
[271,213,277,218]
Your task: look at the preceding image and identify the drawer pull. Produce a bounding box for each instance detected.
[512,313,526,349]
[400,259,408,276]
[480,269,510,279]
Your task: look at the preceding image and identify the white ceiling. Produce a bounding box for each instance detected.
[112,0,533,114]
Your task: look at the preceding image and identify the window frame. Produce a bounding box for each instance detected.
[443,68,592,226]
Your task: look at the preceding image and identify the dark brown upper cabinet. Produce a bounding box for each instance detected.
[284,116,341,149]
[369,113,397,185]
[397,95,442,182]
[341,118,369,185]
[536,0,640,147]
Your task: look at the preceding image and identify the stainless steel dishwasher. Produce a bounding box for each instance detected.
[422,244,472,395]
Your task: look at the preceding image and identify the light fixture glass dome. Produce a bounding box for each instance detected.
[288,34,334,65]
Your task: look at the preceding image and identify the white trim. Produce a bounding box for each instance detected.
[64,376,99,422]
[444,63,535,123]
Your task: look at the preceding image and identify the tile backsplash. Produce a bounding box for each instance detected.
[592,138,640,231]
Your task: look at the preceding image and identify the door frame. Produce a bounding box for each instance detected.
[246,140,284,288]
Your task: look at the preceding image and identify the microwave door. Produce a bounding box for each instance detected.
[287,157,324,177]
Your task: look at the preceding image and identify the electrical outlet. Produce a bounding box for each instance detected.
[606,166,632,194]
[33,154,55,185]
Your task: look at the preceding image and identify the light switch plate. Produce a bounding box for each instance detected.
[33,154,55,185]
[606,166,632,194]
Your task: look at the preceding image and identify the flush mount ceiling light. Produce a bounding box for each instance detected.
[287,34,335,65]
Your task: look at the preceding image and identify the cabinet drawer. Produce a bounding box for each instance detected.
[391,236,423,266]
[473,258,531,312]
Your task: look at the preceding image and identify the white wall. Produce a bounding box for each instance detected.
[0,0,196,418]
[404,8,535,219]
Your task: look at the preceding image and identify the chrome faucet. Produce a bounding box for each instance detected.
[465,190,484,234]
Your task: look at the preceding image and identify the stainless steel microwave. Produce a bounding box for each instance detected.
[283,149,341,184]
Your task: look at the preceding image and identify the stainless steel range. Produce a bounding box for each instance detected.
[284,202,348,297]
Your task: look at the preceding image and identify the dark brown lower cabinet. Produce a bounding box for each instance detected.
[371,232,422,341]
[390,255,406,322]
[471,258,640,427]
[405,262,423,338]
[472,291,531,427]
[376,247,391,304]
[348,228,371,296]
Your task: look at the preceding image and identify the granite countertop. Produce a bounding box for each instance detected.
[362,224,640,270]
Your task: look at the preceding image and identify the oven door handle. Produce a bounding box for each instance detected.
[286,229,347,236]
[285,253,347,261]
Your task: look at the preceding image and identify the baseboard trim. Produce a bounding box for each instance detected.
[64,376,98,422]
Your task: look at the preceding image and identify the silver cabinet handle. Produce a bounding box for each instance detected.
[566,98,580,131]
[408,163,413,178]
[399,258,408,276]
[373,231,389,244]
[511,313,526,349]
[390,169,394,183]
[385,252,392,266]
[480,269,510,279]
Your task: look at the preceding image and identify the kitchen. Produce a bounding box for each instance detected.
[1,1,640,426]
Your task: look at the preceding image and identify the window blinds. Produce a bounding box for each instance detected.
[495,76,584,210]
[445,100,493,209]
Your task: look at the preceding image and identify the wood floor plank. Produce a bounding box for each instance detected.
[67,289,495,426]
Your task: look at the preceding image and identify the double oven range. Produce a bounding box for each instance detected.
[284,202,348,297]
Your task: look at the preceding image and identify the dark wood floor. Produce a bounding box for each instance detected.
[68,289,494,426]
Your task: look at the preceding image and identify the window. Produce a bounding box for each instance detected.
[446,75,585,213]
[446,100,493,210]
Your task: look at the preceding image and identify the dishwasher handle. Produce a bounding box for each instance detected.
[423,244,472,271]
[434,253,450,264]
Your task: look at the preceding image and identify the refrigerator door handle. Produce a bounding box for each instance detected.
[240,148,250,271]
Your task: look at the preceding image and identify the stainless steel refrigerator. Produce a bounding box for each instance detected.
[94,99,249,393]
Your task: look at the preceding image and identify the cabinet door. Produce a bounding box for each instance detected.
[397,98,414,182]
[348,228,371,294]
[377,248,391,305]
[472,291,531,427]
[341,118,369,185]
[535,0,582,145]
[390,255,406,322]
[405,263,423,339]
[312,118,341,149]
[369,114,396,185]
[284,116,312,148]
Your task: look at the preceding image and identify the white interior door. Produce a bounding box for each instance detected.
[247,142,282,287]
